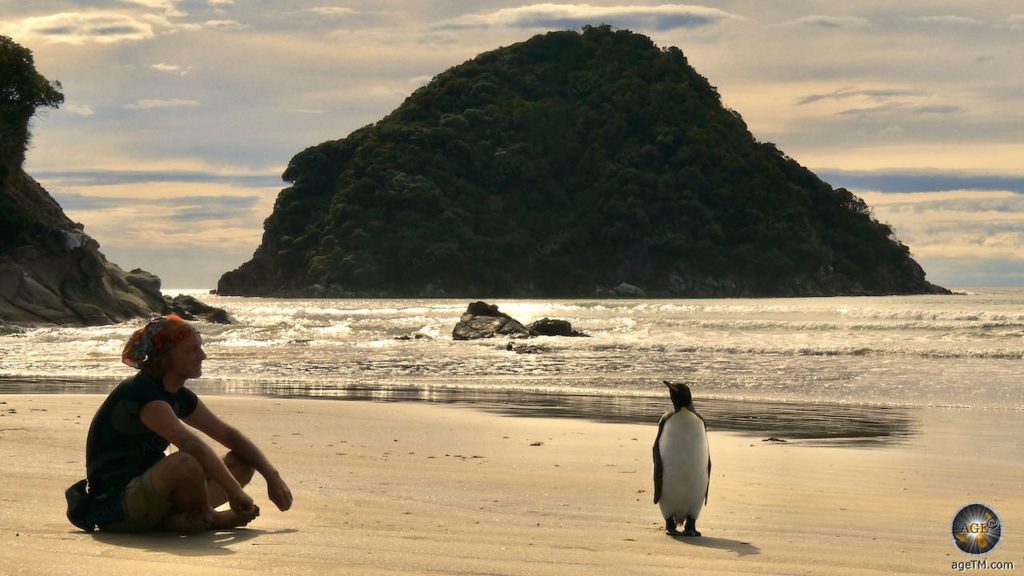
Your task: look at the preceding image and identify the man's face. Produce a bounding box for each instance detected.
[167,333,206,380]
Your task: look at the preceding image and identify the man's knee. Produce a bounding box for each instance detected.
[225,451,255,486]
[165,452,205,483]
[149,452,206,501]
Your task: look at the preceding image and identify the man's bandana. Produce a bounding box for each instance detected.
[121,314,198,368]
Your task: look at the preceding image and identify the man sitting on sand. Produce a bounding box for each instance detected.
[66,314,293,532]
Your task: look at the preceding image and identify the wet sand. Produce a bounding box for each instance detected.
[0,376,919,442]
[0,394,1021,575]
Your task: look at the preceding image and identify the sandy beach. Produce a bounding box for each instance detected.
[1,393,1021,575]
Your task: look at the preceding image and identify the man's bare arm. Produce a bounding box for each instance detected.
[139,400,255,514]
[184,399,293,511]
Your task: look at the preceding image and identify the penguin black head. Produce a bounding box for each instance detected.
[663,380,693,411]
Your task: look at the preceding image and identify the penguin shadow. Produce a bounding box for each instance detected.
[669,533,760,557]
[90,527,298,556]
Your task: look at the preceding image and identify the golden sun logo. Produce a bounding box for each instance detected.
[952,504,1002,555]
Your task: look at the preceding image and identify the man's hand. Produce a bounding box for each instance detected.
[229,489,259,517]
[267,473,293,511]
[184,399,292,513]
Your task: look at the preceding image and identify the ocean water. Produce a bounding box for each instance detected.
[2,288,1022,417]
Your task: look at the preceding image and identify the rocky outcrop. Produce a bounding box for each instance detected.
[612,283,647,298]
[452,301,531,340]
[506,342,549,354]
[0,175,168,326]
[452,302,590,340]
[394,333,432,341]
[0,324,25,336]
[165,294,234,324]
[525,318,587,337]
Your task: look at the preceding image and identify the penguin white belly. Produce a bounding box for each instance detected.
[658,409,709,521]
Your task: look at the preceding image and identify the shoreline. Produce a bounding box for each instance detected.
[0,376,925,443]
[1,394,1020,575]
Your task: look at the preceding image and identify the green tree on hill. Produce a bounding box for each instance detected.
[1,35,63,179]
[1,35,65,250]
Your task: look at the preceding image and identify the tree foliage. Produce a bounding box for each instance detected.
[1,36,66,251]
[0,35,63,175]
[220,26,943,297]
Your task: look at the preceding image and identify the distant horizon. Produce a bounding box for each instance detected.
[4,1,1023,287]
[159,285,1024,296]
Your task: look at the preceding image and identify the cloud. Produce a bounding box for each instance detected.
[796,87,920,106]
[123,98,200,110]
[868,193,1024,215]
[850,189,1024,271]
[898,222,1024,262]
[792,87,960,122]
[168,200,254,220]
[208,0,234,5]
[819,170,1024,195]
[203,19,248,31]
[1009,15,1024,30]
[0,12,156,44]
[913,105,961,115]
[151,62,192,75]
[834,103,961,118]
[168,199,258,222]
[439,3,743,31]
[302,6,357,17]
[921,258,1024,287]
[63,104,96,116]
[781,15,870,29]
[34,169,281,188]
[46,177,280,287]
[119,0,185,18]
[904,15,983,26]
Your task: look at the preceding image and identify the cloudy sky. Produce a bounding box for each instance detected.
[3,1,1023,288]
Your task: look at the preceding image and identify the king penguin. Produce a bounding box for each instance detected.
[653,380,711,537]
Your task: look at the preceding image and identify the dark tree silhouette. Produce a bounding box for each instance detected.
[1,35,63,178]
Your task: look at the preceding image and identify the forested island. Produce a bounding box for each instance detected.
[218,26,948,298]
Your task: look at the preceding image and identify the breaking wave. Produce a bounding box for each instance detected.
[2,288,1023,409]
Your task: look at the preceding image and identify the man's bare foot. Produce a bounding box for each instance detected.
[210,506,259,530]
[162,510,213,533]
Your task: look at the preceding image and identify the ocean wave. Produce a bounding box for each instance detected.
[5,291,1024,411]
[583,341,1022,360]
[833,308,1024,323]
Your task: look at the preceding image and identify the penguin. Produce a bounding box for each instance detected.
[653,380,711,537]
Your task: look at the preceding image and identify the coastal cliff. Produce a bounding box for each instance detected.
[218,26,948,298]
[0,36,167,325]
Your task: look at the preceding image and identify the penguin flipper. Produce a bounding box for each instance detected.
[704,417,711,505]
[652,411,671,504]
[705,455,711,505]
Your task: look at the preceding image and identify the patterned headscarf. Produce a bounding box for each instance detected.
[121,315,198,368]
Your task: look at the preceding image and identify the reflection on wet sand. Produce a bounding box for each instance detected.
[0,376,917,445]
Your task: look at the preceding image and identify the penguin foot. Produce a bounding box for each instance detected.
[664,518,679,536]
[682,516,701,537]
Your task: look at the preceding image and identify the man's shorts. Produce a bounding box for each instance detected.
[98,471,174,532]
